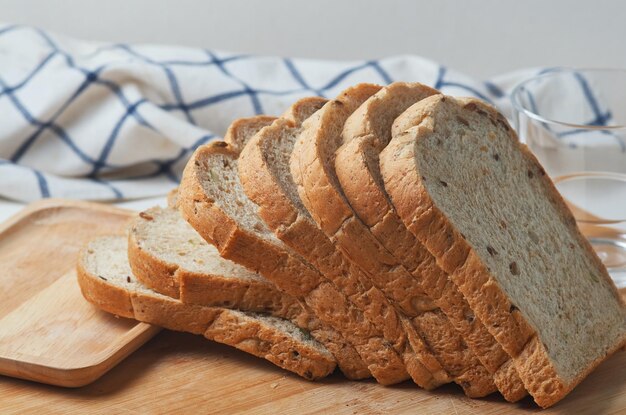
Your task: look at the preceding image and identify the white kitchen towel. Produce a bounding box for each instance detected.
[0,23,608,202]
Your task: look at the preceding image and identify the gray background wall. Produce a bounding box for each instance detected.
[1,0,622,79]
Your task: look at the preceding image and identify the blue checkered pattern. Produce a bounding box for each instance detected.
[0,24,611,202]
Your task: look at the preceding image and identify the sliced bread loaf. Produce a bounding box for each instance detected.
[290,84,496,397]
[380,94,626,407]
[127,205,369,379]
[178,141,411,385]
[335,83,526,402]
[238,96,450,389]
[77,235,337,380]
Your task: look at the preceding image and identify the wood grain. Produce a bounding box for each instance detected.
[0,200,160,387]
[0,328,624,414]
[0,200,624,413]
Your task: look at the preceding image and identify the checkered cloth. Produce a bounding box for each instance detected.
[0,24,545,202]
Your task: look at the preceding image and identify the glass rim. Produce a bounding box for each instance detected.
[511,67,626,130]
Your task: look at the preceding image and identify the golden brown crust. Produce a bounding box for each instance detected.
[237,118,299,233]
[128,220,180,299]
[179,145,371,380]
[290,84,497,397]
[238,98,449,389]
[127,210,299,316]
[205,310,335,381]
[293,86,384,237]
[77,258,135,319]
[77,246,336,381]
[126,206,369,378]
[337,137,525,401]
[179,142,423,383]
[335,83,526,402]
[281,96,327,125]
[380,94,626,407]
[224,115,277,153]
[382,96,535,354]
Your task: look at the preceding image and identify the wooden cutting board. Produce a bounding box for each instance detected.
[0,199,160,387]
[0,200,624,414]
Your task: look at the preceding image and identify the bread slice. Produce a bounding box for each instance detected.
[290,84,496,398]
[77,235,336,380]
[178,135,414,384]
[127,206,369,380]
[223,115,277,153]
[239,96,451,389]
[128,206,300,313]
[380,94,626,407]
[335,83,526,402]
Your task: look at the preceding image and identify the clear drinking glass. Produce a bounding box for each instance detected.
[511,68,626,288]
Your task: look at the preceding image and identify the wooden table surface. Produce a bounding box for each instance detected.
[0,201,624,414]
[1,327,625,415]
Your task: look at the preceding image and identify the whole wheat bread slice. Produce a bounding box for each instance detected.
[238,97,450,389]
[127,205,368,379]
[178,131,413,384]
[224,115,277,153]
[129,206,301,313]
[380,94,626,407]
[335,83,526,402]
[77,235,336,380]
[290,84,496,397]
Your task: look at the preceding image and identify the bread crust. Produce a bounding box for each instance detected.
[126,206,370,379]
[128,220,180,299]
[238,98,449,389]
[380,94,626,407]
[290,84,497,398]
[77,240,336,381]
[179,141,419,385]
[224,115,277,153]
[336,83,527,402]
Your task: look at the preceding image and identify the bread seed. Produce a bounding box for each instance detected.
[527,170,534,178]
[139,211,154,221]
[439,180,448,187]
[493,153,500,161]
[509,262,520,275]
[214,141,228,147]
[98,276,107,281]
[537,164,546,176]
[497,117,511,131]
[486,246,498,256]
[456,116,470,126]
[126,276,131,283]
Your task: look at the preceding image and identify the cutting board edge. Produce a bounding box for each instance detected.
[0,323,161,387]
